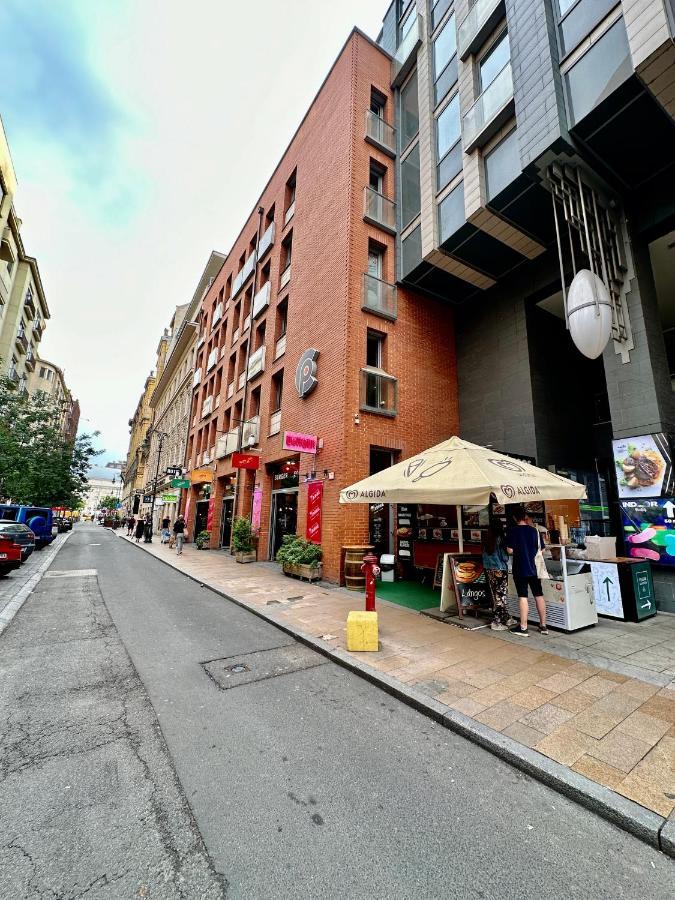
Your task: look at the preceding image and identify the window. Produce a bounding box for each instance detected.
[399,70,419,149]
[438,181,465,243]
[362,331,396,416]
[370,89,386,116]
[285,171,296,223]
[272,371,283,412]
[277,299,288,338]
[558,0,621,57]
[485,128,520,200]
[39,366,47,378]
[433,14,457,105]
[564,19,632,125]
[432,0,452,30]
[281,233,293,272]
[399,2,417,44]
[368,244,384,278]
[401,143,421,227]
[558,0,577,15]
[369,162,385,194]
[401,225,422,276]
[479,31,510,93]
[367,330,384,368]
[437,93,460,161]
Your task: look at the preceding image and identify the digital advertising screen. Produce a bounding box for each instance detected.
[613,433,674,499]
[620,497,675,566]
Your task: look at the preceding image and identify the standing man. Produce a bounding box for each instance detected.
[506,505,548,637]
[173,515,186,555]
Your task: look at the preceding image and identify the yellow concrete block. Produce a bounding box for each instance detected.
[346,610,379,652]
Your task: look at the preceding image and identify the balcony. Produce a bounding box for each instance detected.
[462,63,514,153]
[227,381,234,399]
[242,314,251,333]
[279,265,291,290]
[201,395,213,418]
[269,409,281,436]
[458,0,506,61]
[365,110,396,157]
[15,326,28,353]
[25,349,36,372]
[359,367,398,417]
[232,327,240,346]
[362,273,397,321]
[197,335,205,350]
[241,415,260,448]
[192,367,202,388]
[216,428,240,458]
[206,348,218,371]
[24,288,36,317]
[284,201,295,226]
[391,13,423,87]
[247,345,266,380]
[252,281,271,319]
[363,186,396,234]
[258,221,275,258]
[0,226,16,264]
[7,367,19,385]
[274,333,287,360]
[212,302,223,327]
[238,371,246,390]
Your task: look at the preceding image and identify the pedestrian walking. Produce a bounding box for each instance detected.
[173,515,186,555]
[161,515,171,544]
[482,523,511,631]
[134,518,145,543]
[126,516,135,536]
[143,514,153,543]
[506,505,549,637]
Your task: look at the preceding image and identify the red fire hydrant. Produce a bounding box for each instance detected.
[361,552,380,612]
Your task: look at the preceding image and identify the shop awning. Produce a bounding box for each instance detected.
[339,436,587,507]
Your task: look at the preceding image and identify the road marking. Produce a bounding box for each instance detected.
[0,534,72,635]
[89,543,101,546]
[46,569,97,578]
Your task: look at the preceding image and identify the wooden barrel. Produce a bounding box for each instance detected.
[343,545,374,592]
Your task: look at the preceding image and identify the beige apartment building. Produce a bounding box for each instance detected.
[121,373,156,515]
[28,357,80,441]
[146,252,226,530]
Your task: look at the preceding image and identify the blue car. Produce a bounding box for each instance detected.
[0,505,56,548]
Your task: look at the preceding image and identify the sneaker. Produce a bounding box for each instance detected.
[491,621,508,631]
[506,617,517,627]
[509,625,529,637]
[538,625,549,635]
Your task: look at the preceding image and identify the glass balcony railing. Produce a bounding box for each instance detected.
[252,281,271,319]
[247,345,266,380]
[241,415,260,448]
[365,110,396,157]
[458,0,505,60]
[363,186,397,234]
[227,381,234,399]
[269,409,281,437]
[462,63,514,152]
[258,221,275,258]
[362,273,397,321]
[274,333,286,360]
[279,265,291,289]
[359,367,398,417]
[216,428,240,459]
[392,13,423,87]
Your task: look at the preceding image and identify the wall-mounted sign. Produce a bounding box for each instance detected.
[190,469,214,484]
[143,494,153,504]
[232,452,260,470]
[206,497,215,532]
[283,431,317,454]
[252,488,263,530]
[295,348,319,398]
[613,433,673,498]
[621,497,675,566]
[171,478,190,489]
[161,493,178,503]
[271,459,300,488]
[166,466,182,477]
[306,481,323,543]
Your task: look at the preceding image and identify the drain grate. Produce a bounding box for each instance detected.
[202,643,326,691]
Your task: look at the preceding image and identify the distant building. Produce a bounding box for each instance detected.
[121,373,156,514]
[27,357,80,441]
[82,476,122,518]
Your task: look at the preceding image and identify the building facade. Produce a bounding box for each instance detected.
[121,373,156,515]
[28,358,80,441]
[375,0,675,607]
[82,476,122,519]
[146,253,226,530]
[183,29,459,581]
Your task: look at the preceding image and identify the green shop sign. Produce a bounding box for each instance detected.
[171,478,190,489]
[161,493,179,503]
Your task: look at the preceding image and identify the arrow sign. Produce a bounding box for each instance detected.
[664,501,675,518]
[602,576,613,607]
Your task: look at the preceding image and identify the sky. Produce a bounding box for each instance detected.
[0,0,386,463]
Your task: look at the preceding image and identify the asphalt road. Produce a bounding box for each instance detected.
[1,523,673,899]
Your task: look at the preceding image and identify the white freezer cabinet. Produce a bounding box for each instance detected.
[506,546,598,632]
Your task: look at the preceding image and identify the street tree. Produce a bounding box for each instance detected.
[97,495,120,511]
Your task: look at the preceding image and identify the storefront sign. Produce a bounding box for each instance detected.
[252,488,263,531]
[232,452,260,470]
[621,497,675,566]
[161,493,178,503]
[591,561,624,618]
[306,481,323,543]
[283,431,317,454]
[448,554,491,612]
[171,478,190,489]
[272,459,300,488]
[191,468,214,484]
[143,494,153,504]
[613,433,673,498]
[206,497,215,532]
[166,466,182,477]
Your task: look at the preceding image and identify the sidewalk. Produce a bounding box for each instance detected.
[120,534,675,831]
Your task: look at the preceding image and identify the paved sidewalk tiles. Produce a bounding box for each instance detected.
[121,535,675,820]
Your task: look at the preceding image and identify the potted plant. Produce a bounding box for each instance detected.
[195,530,211,550]
[233,517,256,563]
[276,535,322,582]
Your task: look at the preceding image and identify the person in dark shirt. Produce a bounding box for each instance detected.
[173,516,186,555]
[506,505,548,637]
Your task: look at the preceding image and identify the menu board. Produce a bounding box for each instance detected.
[613,433,674,499]
[396,504,416,569]
[620,497,675,566]
[491,501,545,530]
[448,553,492,613]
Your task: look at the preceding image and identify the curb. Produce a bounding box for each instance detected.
[0,533,72,636]
[118,534,673,857]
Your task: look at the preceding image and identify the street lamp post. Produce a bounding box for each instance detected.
[147,431,168,543]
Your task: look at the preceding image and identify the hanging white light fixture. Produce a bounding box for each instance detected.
[566,269,613,360]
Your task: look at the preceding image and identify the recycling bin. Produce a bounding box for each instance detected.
[380,553,395,582]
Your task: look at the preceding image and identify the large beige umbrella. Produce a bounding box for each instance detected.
[340,436,586,551]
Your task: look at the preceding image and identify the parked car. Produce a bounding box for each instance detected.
[0,505,56,548]
[53,516,73,533]
[0,533,22,576]
[0,522,35,560]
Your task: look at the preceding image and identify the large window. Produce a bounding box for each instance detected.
[479,31,510,93]
[401,144,421,228]
[399,2,417,44]
[485,128,520,200]
[436,93,461,191]
[558,0,620,57]
[438,182,465,244]
[564,19,632,125]
[433,14,457,105]
[401,225,422,276]
[400,70,419,149]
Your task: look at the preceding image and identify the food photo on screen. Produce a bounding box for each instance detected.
[612,433,673,498]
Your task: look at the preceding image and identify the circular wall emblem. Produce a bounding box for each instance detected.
[488,458,526,473]
[295,348,319,398]
[345,489,358,500]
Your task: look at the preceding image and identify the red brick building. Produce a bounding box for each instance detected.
[184,29,459,582]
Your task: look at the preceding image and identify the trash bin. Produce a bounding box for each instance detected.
[380,553,395,582]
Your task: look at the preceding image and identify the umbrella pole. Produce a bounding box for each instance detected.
[456,505,464,553]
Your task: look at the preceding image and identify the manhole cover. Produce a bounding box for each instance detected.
[202,643,326,690]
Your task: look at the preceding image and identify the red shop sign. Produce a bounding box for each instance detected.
[232,452,260,470]
[306,481,323,544]
[206,497,215,532]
